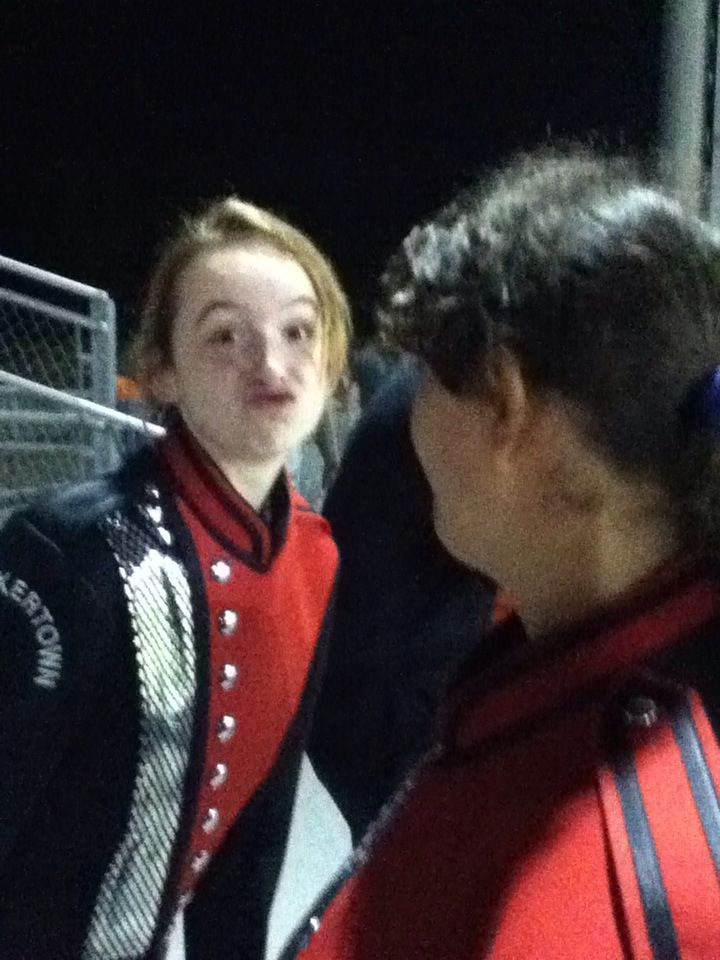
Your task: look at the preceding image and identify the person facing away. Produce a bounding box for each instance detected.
[0,196,350,959]
[282,146,720,960]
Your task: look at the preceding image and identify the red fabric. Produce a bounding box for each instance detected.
[598,691,720,959]
[297,570,720,960]
[633,691,720,956]
[160,430,337,895]
[161,428,276,567]
[454,569,717,748]
[490,590,514,627]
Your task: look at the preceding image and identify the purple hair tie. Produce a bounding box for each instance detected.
[689,366,720,435]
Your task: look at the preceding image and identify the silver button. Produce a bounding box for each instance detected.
[190,850,211,875]
[220,663,239,691]
[211,559,232,584]
[202,807,220,834]
[623,696,660,728]
[145,484,161,501]
[218,610,239,636]
[146,504,163,524]
[209,762,228,789]
[217,715,236,742]
[309,916,321,933]
[158,526,173,546]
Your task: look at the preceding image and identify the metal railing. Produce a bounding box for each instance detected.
[0,253,117,407]
[0,371,163,524]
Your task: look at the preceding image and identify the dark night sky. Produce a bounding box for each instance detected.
[0,0,663,350]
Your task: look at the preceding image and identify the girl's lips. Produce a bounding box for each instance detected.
[245,390,295,406]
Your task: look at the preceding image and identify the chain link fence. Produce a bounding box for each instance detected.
[0,254,129,524]
[0,253,116,405]
[0,371,163,525]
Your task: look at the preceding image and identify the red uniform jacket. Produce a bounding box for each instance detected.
[0,425,338,960]
[159,427,339,901]
[286,564,720,960]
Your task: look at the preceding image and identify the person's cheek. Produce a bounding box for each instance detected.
[412,403,438,490]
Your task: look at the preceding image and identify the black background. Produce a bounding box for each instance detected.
[0,0,663,350]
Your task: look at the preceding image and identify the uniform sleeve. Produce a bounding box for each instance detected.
[0,513,102,870]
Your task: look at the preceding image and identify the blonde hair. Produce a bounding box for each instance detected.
[131,197,351,402]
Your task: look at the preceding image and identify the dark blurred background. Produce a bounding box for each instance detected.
[0,0,663,352]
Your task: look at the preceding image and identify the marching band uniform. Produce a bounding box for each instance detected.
[0,421,337,960]
[285,561,720,959]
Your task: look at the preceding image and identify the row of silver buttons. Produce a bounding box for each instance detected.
[192,556,240,877]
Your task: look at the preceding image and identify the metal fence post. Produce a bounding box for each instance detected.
[90,291,117,409]
[660,0,713,215]
[90,291,118,472]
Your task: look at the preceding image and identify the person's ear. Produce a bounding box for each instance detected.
[148,355,179,407]
[484,348,534,458]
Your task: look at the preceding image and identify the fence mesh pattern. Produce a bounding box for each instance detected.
[0,255,126,523]
[0,255,116,404]
[0,301,93,393]
[0,377,161,524]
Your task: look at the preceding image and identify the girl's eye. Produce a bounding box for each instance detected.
[285,322,317,344]
[207,327,237,345]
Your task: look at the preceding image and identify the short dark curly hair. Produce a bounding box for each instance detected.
[378,145,720,553]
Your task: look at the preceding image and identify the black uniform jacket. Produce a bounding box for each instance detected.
[0,444,332,960]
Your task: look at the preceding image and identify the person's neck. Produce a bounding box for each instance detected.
[215,456,285,512]
[507,511,681,641]
[187,429,285,512]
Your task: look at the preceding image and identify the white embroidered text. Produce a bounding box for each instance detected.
[0,571,63,689]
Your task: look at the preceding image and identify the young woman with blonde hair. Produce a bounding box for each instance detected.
[0,197,349,960]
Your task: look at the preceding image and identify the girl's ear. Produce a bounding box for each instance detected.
[147,353,179,407]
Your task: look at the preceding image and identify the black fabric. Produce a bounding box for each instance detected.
[655,624,720,740]
[311,367,495,840]
[0,445,328,959]
[0,488,140,960]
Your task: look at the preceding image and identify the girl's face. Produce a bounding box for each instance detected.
[154,242,328,465]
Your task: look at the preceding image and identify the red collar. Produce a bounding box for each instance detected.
[448,563,720,753]
[159,424,290,572]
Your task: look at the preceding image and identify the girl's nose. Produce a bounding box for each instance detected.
[242,330,285,376]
